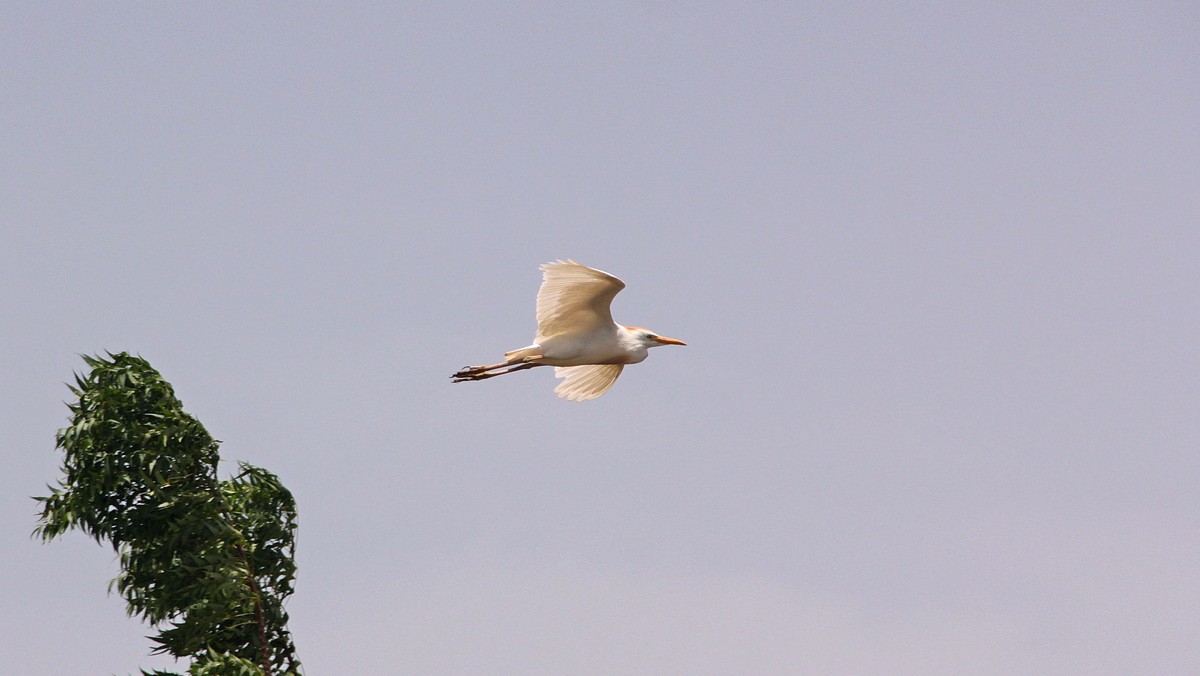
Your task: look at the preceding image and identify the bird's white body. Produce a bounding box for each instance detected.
[452,260,685,401]
[505,324,651,366]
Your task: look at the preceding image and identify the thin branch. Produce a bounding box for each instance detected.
[217,486,273,675]
[231,536,273,676]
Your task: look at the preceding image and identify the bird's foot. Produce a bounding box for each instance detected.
[452,371,496,383]
[452,365,486,379]
[453,363,507,381]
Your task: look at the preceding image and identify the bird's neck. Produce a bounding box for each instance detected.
[616,326,650,363]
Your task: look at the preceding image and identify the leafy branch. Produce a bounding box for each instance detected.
[35,353,302,675]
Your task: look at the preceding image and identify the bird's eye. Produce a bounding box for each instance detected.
[646,334,657,340]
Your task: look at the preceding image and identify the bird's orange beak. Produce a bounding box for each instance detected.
[654,335,687,346]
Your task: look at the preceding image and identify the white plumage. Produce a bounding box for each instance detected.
[452,260,685,401]
[534,260,624,343]
[553,364,625,402]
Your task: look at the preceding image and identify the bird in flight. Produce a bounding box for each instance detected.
[452,259,686,401]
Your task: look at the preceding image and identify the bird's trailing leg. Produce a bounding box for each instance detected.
[452,354,541,380]
[452,354,543,380]
[451,362,543,383]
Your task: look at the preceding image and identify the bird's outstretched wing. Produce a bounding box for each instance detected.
[535,259,625,341]
[554,364,624,401]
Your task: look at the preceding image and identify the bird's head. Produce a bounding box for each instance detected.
[625,326,687,349]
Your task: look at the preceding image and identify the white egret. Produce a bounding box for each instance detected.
[452,259,686,401]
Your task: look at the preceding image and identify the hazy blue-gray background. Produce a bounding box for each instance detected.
[4,3,1197,674]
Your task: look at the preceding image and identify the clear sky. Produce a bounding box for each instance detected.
[3,3,1197,674]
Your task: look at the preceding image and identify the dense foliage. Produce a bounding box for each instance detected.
[35,353,302,675]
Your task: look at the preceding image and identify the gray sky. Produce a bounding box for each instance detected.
[3,3,1198,674]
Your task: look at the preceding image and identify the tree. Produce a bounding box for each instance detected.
[35,353,302,676]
